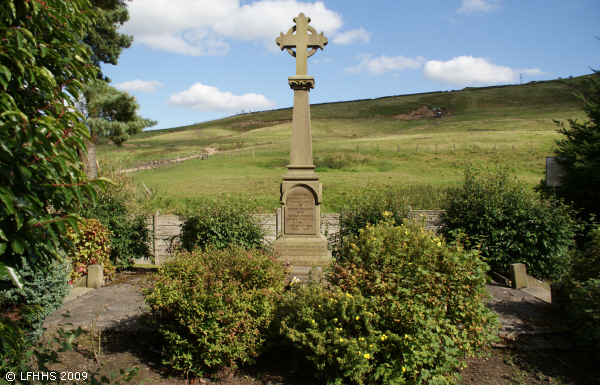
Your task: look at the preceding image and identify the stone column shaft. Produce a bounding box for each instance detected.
[289,89,313,167]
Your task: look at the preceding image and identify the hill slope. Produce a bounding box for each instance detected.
[96,76,591,212]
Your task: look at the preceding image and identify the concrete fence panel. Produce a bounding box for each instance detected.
[135,210,442,265]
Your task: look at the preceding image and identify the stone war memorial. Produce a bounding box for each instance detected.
[273,13,331,279]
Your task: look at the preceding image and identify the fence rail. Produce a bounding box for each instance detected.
[110,153,209,175]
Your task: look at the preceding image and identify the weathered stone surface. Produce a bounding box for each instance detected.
[87,265,104,288]
[509,263,527,289]
[273,13,331,279]
[284,186,317,235]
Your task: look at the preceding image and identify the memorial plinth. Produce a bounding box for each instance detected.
[273,13,330,279]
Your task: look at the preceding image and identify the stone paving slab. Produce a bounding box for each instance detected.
[486,282,571,350]
[521,286,552,303]
[44,274,570,351]
[43,277,148,333]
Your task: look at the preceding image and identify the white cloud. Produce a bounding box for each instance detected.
[457,0,500,15]
[313,58,334,65]
[121,0,343,56]
[422,56,546,86]
[113,79,164,93]
[167,83,276,112]
[332,27,370,45]
[346,54,424,75]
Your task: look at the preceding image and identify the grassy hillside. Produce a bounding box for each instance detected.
[96,76,591,213]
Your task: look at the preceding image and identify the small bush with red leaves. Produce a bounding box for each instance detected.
[141,246,288,378]
[65,218,114,282]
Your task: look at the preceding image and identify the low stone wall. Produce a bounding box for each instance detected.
[135,210,441,265]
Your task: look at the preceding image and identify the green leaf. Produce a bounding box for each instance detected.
[19,165,32,182]
[0,192,14,216]
[11,237,24,254]
[14,209,24,230]
[0,120,19,132]
[64,216,80,234]
[0,262,23,289]
[40,45,49,57]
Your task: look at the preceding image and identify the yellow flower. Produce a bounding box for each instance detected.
[380,335,387,341]
[312,320,315,323]
[334,318,338,322]
[356,316,360,321]
[404,334,409,339]
[364,353,371,359]
[339,337,344,342]
[359,337,365,341]
[402,367,407,373]
[437,242,442,247]
[318,305,321,307]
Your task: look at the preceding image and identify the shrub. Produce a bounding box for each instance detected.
[179,197,265,251]
[81,172,152,270]
[439,165,578,280]
[563,223,600,357]
[567,222,600,283]
[0,256,69,342]
[279,217,497,384]
[331,184,445,256]
[142,246,288,377]
[65,219,114,282]
[565,278,600,356]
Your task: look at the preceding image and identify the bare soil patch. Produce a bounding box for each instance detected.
[45,332,600,384]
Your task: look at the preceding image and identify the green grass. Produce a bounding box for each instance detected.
[96,76,592,213]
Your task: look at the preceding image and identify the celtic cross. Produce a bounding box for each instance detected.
[273,13,331,280]
[276,13,328,77]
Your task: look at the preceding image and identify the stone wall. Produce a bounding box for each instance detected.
[135,210,441,265]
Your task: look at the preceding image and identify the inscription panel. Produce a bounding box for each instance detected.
[284,187,317,235]
[275,244,328,256]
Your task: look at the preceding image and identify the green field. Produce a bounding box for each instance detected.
[96,76,590,213]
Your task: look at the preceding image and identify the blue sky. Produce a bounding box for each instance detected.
[103,0,600,131]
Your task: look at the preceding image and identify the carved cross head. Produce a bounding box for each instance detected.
[276,13,328,76]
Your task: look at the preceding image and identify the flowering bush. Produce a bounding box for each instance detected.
[81,171,152,270]
[142,246,288,377]
[278,216,497,384]
[65,218,114,282]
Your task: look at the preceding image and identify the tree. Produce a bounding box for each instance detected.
[77,80,156,178]
[0,0,108,286]
[83,0,133,82]
[553,69,600,222]
[76,0,156,179]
